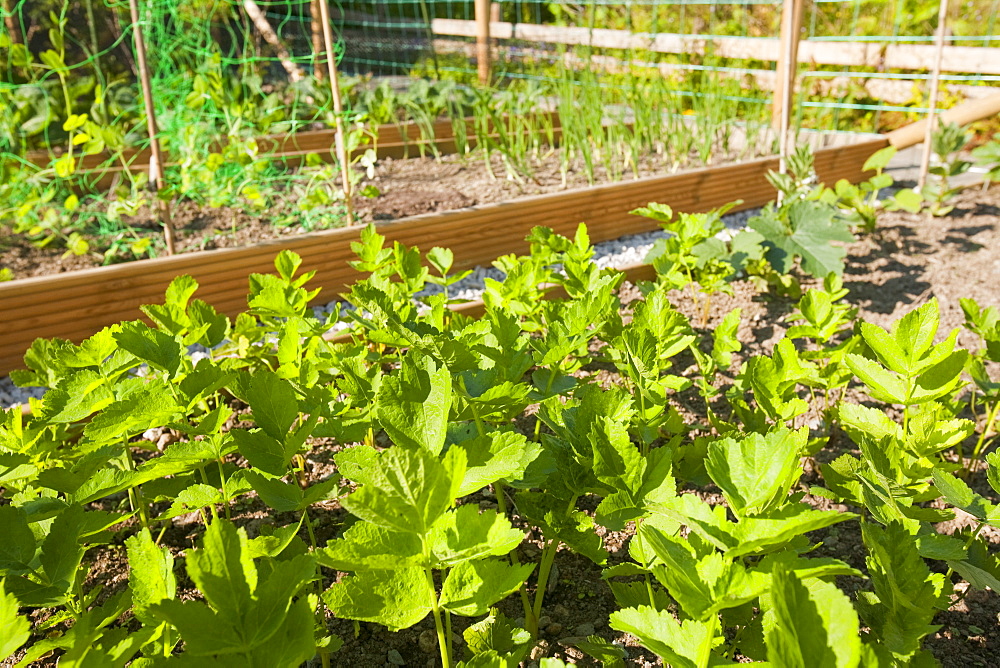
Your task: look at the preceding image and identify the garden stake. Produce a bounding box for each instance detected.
[317,0,355,225]
[918,0,949,190]
[128,0,177,255]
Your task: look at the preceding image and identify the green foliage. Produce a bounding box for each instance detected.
[749,200,855,278]
[1,219,998,666]
[971,133,1000,184]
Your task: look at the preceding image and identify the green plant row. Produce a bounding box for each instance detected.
[2,165,1000,665]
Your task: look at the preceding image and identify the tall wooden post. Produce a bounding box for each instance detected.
[311,0,324,80]
[316,0,354,225]
[2,0,22,46]
[918,0,949,189]
[774,0,804,174]
[475,0,491,85]
[128,0,177,255]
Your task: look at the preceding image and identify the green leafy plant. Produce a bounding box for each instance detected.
[922,122,973,216]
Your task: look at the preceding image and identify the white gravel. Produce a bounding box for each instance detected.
[2,209,759,409]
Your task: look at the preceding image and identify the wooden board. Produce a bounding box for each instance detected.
[432,18,1000,75]
[0,137,886,376]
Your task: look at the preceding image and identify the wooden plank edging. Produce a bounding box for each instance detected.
[0,137,887,376]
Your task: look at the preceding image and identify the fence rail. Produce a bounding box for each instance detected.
[431,18,1000,76]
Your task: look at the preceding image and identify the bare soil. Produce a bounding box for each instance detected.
[1,145,748,280]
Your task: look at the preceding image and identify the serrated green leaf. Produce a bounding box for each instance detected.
[0,505,36,572]
[185,520,256,619]
[318,522,424,571]
[750,200,855,277]
[932,469,995,521]
[428,505,525,566]
[609,606,722,667]
[40,504,85,589]
[343,446,459,535]
[860,322,909,375]
[454,430,530,497]
[230,371,299,442]
[948,534,1000,591]
[440,559,534,616]
[858,521,946,658]
[705,427,804,518]
[845,354,908,404]
[323,567,431,631]
[766,566,861,668]
[41,370,113,423]
[376,354,451,455]
[230,429,291,477]
[113,321,181,377]
[244,470,317,513]
[463,608,532,660]
[84,387,180,444]
[0,579,30,660]
[641,525,767,620]
[125,528,175,625]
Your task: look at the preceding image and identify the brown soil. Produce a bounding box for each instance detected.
[1,145,748,280]
[5,180,1000,666]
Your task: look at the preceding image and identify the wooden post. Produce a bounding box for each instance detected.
[918,0,949,189]
[316,0,354,225]
[2,0,22,46]
[311,0,324,80]
[127,0,177,255]
[475,0,491,85]
[775,0,804,175]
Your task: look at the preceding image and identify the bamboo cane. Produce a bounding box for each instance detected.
[917,0,950,189]
[127,0,177,255]
[316,0,354,225]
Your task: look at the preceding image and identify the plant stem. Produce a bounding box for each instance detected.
[495,481,537,630]
[217,459,231,520]
[645,573,657,611]
[424,566,451,668]
[123,444,151,530]
[530,539,558,636]
[970,398,1000,469]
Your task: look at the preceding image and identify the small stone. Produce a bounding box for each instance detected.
[553,604,569,619]
[529,640,549,660]
[544,622,563,635]
[538,616,551,628]
[573,622,596,637]
[555,636,587,646]
[479,500,497,510]
[156,432,178,452]
[387,649,405,665]
[142,427,164,441]
[418,629,437,654]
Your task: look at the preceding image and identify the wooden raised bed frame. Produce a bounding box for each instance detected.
[0,137,885,376]
[7,92,999,377]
